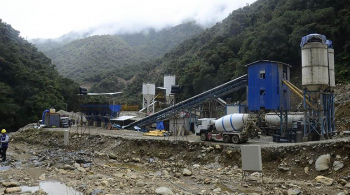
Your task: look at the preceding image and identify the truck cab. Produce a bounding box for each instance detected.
[194,118,216,135]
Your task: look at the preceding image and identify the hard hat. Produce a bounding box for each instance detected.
[1,129,6,133]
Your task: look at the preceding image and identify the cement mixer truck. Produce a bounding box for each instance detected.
[195,114,259,144]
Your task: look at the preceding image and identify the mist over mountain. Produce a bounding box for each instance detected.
[32,22,204,89]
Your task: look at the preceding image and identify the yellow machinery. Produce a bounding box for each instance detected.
[143,130,167,137]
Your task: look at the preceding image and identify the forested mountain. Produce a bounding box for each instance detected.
[119,22,204,60]
[0,20,79,130]
[120,0,350,103]
[44,35,144,83]
[31,22,204,86]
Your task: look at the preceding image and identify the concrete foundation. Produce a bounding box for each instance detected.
[101,122,105,128]
[93,121,97,127]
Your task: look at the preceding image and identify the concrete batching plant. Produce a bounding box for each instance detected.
[127,34,336,144]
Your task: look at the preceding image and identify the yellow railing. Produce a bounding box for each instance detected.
[282,80,317,110]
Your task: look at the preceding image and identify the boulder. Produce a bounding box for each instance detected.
[338,179,347,186]
[5,187,21,194]
[62,164,74,170]
[108,153,118,160]
[213,188,221,193]
[2,182,20,187]
[214,145,222,150]
[182,168,192,176]
[278,166,290,171]
[333,161,344,171]
[287,188,301,195]
[136,181,146,187]
[315,176,333,186]
[155,187,174,195]
[77,167,86,173]
[174,172,181,178]
[315,154,330,171]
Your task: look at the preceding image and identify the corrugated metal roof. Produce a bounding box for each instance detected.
[245,60,292,68]
[110,116,136,121]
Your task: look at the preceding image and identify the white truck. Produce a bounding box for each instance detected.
[195,114,258,144]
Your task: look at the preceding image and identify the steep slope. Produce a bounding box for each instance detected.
[0,20,79,129]
[122,0,350,102]
[45,35,144,82]
[119,22,204,59]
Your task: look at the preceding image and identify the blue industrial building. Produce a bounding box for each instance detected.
[247,60,291,112]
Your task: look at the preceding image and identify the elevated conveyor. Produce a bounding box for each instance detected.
[124,74,248,129]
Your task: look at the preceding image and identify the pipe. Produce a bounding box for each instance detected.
[283,80,313,101]
[282,80,317,110]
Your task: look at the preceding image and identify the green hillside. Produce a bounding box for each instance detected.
[31,22,204,85]
[44,35,144,83]
[0,20,79,129]
[121,0,350,103]
[119,22,204,59]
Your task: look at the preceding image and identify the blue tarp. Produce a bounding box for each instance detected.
[42,110,49,124]
[300,34,327,48]
[109,105,121,112]
[326,40,333,48]
[156,121,164,130]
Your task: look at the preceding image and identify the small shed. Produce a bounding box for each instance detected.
[247,60,291,111]
[110,116,136,126]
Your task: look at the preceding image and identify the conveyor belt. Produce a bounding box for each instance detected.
[124,74,248,129]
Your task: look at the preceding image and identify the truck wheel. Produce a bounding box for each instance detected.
[223,135,231,143]
[200,132,207,141]
[232,135,240,144]
[268,129,274,136]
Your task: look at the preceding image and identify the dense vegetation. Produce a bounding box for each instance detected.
[0,21,79,130]
[119,22,204,60]
[121,0,350,103]
[30,22,204,86]
[44,35,144,83]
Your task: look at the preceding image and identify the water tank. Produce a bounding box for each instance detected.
[142,84,155,95]
[164,75,175,97]
[328,48,335,88]
[214,114,249,132]
[301,42,329,90]
[265,112,304,126]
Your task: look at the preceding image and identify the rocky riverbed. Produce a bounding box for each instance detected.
[0,127,348,194]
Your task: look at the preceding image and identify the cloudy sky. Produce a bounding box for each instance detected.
[0,0,256,39]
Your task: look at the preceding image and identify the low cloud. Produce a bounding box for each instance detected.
[0,0,256,39]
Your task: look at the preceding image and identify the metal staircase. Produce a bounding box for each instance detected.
[124,74,248,129]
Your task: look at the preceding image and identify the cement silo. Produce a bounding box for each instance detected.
[327,41,335,88]
[164,75,176,104]
[301,36,329,91]
[142,83,155,114]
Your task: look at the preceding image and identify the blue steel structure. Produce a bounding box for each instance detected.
[247,60,291,138]
[303,91,335,139]
[124,75,248,129]
[247,60,291,111]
